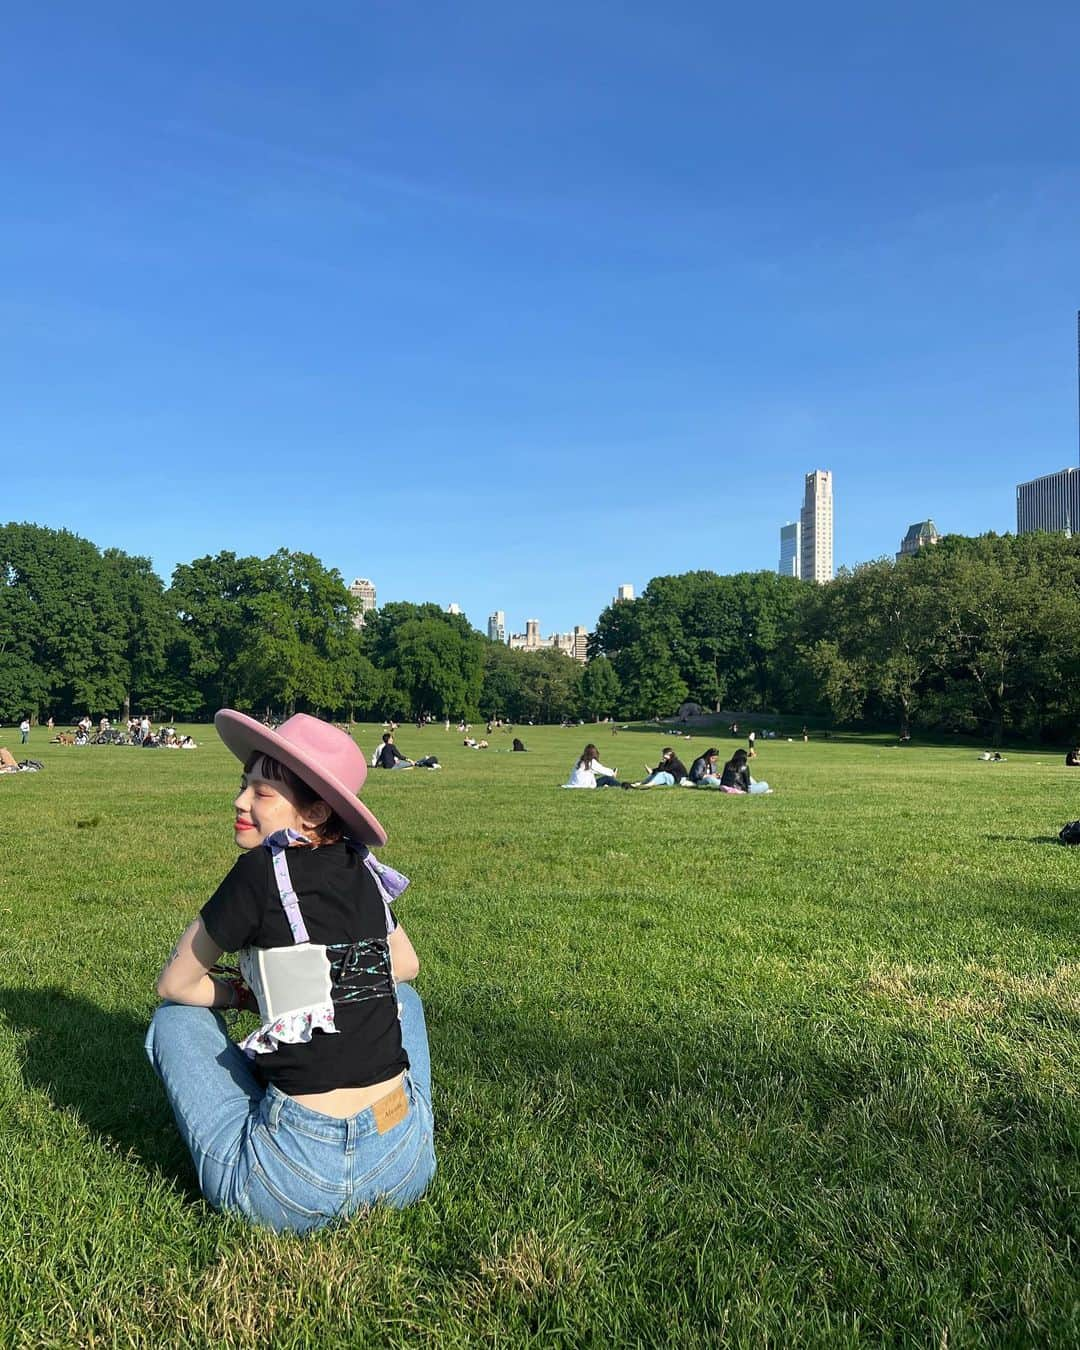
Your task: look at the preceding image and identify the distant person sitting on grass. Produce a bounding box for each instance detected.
[375,732,439,770]
[512,738,527,752]
[632,747,688,789]
[376,732,413,769]
[1066,747,1080,767]
[146,711,435,1234]
[564,743,626,788]
[688,748,722,787]
[720,748,771,794]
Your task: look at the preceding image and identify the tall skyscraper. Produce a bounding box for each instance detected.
[800,470,834,584]
[778,522,801,578]
[348,577,376,628]
[614,583,634,604]
[1016,468,1080,534]
[487,610,506,643]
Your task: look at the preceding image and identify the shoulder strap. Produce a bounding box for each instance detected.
[263,830,311,943]
[346,839,410,933]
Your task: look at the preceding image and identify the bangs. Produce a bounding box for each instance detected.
[241,751,347,844]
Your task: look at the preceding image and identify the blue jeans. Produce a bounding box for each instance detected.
[145,983,435,1234]
[639,771,675,788]
[20,728,28,743]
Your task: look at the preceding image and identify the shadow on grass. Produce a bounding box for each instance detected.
[0,985,200,1196]
[984,833,1063,845]
[2,979,1074,1261]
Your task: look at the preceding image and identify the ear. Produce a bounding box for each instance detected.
[302,800,331,830]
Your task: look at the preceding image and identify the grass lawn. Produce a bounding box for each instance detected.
[1,720,1078,1347]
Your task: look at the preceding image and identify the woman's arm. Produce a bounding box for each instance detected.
[389,924,420,982]
[156,917,230,1007]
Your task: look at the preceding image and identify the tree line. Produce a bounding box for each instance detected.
[5,522,1080,741]
[0,523,595,725]
[591,532,1080,743]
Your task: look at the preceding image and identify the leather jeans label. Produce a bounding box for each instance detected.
[373,1084,408,1135]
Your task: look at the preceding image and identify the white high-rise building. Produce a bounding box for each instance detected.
[487,610,506,642]
[614,583,634,604]
[800,470,834,584]
[778,522,801,578]
[446,602,462,616]
[1016,469,1080,534]
[348,578,376,628]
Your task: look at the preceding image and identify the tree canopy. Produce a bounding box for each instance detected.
[7,520,1080,741]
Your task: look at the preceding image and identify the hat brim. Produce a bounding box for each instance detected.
[214,710,387,847]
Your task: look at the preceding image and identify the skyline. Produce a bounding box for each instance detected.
[2,6,1078,632]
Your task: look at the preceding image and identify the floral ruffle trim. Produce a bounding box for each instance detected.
[239,1002,338,1058]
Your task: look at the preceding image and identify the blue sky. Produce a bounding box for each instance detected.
[3,1,1078,634]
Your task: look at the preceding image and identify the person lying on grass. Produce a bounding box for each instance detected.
[146,711,435,1235]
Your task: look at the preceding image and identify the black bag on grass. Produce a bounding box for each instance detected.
[1058,820,1080,845]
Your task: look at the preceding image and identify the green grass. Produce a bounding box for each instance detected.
[1,722,1078,1347]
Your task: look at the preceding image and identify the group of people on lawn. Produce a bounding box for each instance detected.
[564,743,770,793]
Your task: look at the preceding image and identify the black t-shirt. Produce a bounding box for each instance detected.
[201,842,408,1095]
[654,756,688,782]
[376,742,405,768]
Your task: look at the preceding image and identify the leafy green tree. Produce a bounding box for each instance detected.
[0,523,129,721]
[363,603,485,718]
[579,656,622,720]
[101,548,175,720]
[515,648,584,723]
[592,570,803,718]
[480,641,526,719]
[170,549,359,716]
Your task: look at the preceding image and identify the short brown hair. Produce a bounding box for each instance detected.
[243,751,347,845]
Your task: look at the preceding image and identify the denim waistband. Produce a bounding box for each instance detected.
[262,1074,415,1148]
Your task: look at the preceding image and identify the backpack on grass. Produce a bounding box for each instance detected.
[1058,820,1080,845]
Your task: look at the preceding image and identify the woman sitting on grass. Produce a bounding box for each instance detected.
[146,711,435,1234]
[564,743,626,788]
[631,747,688,788]
[688,748,722,787]
[720,748,771,794]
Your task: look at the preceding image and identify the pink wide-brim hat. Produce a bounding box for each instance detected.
[214,710,387,847]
